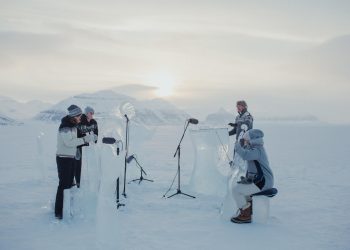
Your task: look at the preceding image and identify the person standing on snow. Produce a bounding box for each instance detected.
[231,129,274,223]
[228,100,253,140]
[75,106,98,188]
[55,105,96,219]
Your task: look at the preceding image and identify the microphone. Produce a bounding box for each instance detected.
[188,118,199,125]
[117,147,120,155]
[124,114,129,121]
[126,155,134,163]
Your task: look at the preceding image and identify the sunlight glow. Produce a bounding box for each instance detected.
[150,72,176,97]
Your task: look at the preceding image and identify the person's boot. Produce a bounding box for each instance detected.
[231,204,252,224]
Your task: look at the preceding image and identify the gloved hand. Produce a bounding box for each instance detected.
[237,176,253,184]
[228,123,237,127]
[83,134,95,143]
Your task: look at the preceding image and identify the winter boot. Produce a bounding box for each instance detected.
[231,203,252,224]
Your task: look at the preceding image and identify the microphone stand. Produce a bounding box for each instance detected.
[168,121,196,199]
[128,156,154,184]
[115,177,125,209]
[122,115,129,198]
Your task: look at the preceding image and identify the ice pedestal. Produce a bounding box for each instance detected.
[189,128,230,197]
[96,144,124,248]
[63,187,78,219]
[81,145,101,194]
[252,196,270,224]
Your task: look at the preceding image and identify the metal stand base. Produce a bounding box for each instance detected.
[168,189,196,199]
[129,175,154,184]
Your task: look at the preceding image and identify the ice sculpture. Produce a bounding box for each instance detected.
[96,144,124,248]
[189,128,231,197]
[221,125,249,219]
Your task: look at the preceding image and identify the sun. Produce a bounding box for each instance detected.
[150,72,176,97]
[156,85,173,97]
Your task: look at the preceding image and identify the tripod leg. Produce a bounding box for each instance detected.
[180,192,196,199]
[167,192,180,198]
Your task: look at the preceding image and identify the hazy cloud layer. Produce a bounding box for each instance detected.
[1,0,350,123]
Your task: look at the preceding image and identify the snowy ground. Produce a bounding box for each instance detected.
[0,121,349,250]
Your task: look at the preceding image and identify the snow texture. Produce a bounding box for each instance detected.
[0,121,349,250]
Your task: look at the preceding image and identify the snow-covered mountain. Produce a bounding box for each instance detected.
[35,90,189,125]
[0,95,51,120]
[0,113,23,126]
[205,108,233,125]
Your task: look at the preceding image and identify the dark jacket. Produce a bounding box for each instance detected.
[229,109,253,140]
[77,114,98,145]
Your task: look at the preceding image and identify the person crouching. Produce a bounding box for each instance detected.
[231,129,274,223]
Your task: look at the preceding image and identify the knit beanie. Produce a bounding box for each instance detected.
[85,106,95,115]
[67,104,82,117]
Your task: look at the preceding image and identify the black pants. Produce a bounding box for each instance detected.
[55,156,75,217]
[74,147,82,186]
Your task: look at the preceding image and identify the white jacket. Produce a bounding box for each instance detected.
[56,126,85,158]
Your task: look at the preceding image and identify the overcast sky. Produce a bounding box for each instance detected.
[1,0,349,123]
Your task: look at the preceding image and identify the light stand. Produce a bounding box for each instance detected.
[167,119,198,199]
[122,114,130,198]
[127,155,154,184]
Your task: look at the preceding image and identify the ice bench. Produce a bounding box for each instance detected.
[251,188,278,223]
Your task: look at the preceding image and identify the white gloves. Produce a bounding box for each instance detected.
[83,134,95,143]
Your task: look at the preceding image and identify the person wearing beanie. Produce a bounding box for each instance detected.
[230,129,274,224]
[75,106,98,188]
[228,100,253,140]
[55,105,96,219]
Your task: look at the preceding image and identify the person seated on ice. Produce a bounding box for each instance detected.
[228,100,253,140]
[55,105,96,220]
[75,106,98,188]
[231,129,274,224]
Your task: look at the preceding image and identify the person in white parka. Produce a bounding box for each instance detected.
[54,105,95,220]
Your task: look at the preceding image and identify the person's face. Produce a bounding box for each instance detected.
[72,115,81,124]
[236,104,245,113]
[87,112,94,120]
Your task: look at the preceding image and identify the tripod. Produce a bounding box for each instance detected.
[167,120,196,199]
[128,156,154,184]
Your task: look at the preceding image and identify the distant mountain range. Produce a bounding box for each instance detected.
[35,90,190,125]
[0,95,51,120]
[0,88,321,126]
[0,113,23,126]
